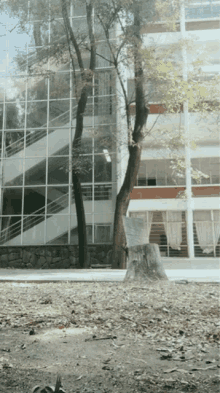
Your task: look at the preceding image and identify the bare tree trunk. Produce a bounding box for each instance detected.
[124,243,168,282]
[112,145,141,269]
[72,171,87,268]
[112,5,149,269]
[61,0,96,269]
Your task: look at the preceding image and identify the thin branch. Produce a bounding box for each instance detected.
[85,46,115,66]
[60,6,78,100]
[61,0,84,77]
[146,113,162,135]
[96,13,130,129]
[86,1,96,72]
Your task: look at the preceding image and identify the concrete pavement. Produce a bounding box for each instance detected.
[0,258,219,283]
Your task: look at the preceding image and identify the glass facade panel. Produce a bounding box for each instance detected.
[24,187,46,215]
[50,73,70,99]
[2,188,22,223]
[0,1,117,245]
[49,100,70,127]
[185,1,220,20]
[47,186,69,214]
[136,159,186,186]
[46,214,70,244]
[4,131,25,157]
[81,137,93,154]
[94,154,112,182]
[27,77,48,101]
[95,224,112,243]
[191,157,220,185]
[48,156,69,184]
[25,159,46,185]
[79,155,92,183]
[27,101,47,128]
[5,103,25,130]
[4,158,24,186]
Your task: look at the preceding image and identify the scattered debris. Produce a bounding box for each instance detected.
[164,367,178,373]
[0,281,219,393]
[85,335,117,342]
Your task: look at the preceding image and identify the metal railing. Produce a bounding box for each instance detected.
[0,191,70,245]
[3,97,114,158]
[5,105,78,157]
[0,184,113,245]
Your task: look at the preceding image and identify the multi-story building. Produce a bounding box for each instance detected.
[0,0,219,262]
[0,1,117,247]
[128,0,220,259]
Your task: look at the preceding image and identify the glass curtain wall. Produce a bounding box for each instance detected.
[0,1,117,245]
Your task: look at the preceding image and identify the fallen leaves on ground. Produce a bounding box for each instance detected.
[0,282,219,346]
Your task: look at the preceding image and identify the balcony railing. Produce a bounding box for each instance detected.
[5,106,78,158]
[0,185,113,245]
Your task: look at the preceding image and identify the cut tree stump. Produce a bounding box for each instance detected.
[124,243,168,282]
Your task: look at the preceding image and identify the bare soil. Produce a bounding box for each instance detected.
[0,280,219,393]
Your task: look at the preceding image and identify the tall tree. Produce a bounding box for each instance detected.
[96,0,220,268]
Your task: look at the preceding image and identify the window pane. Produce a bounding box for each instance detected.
[50,73,70,99]
[47,186,69,214]
[5,103,25,129]
[4,158,24,186]
[24,187,46,215]
[4,131,24,157]
[27,101,47,128]
[2,188,22,216]
[25,159,46,185]
[94,154,112,182]
[95,225,111,243]
[27,77,48,101]
[49,100,70,127]
[79,155,92,183]
[46,215,70,244]
[48,156,69,184]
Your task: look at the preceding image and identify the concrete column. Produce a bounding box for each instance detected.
[180,1,195,258]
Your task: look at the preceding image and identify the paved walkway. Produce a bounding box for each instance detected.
[0,258,219,283]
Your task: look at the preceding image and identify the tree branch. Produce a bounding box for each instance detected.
[96,13,130,130]
[60,0,84,77]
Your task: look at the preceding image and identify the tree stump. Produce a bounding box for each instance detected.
[124,243,168,282]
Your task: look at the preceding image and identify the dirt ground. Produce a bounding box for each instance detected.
[0,280,219,393]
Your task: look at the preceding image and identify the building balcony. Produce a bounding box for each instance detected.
[131,185,220,199]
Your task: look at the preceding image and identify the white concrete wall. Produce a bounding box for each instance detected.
[129,197,220,212]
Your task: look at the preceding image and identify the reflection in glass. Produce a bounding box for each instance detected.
[50,73,70,99]
[25,159,46,185]
[49,100,70,127]
[27,100,48,128]
[81,137,92,154]
[94,135,113,153]
[95,224,111,243]
[48,156,69,184]
[46,214,69,244]
[24,187,46,215]
[0,215,22,245]
[94,184,112,200]
[5,103,24,129]
[2,188,22,216]
[27,77,48,101]
[94,154,112,182]
[47,186,69,214]
[4,131,24,157]
[4,158,24,186]
[79,155,92,183]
